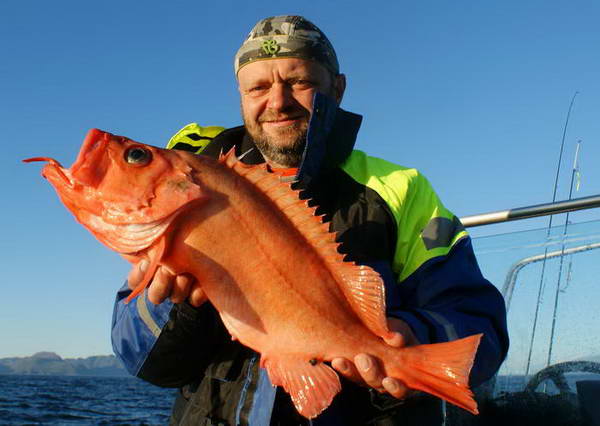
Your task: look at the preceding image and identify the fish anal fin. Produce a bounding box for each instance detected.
[125,234,168,304]
[394,333,482,415]
[265,356,341,419]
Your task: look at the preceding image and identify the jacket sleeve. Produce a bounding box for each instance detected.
[373,236,509,387]
[338,152,508,387]
[367,169,508,387]
[111,283,221,387]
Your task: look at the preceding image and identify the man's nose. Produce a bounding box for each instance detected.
[266,83,294,111]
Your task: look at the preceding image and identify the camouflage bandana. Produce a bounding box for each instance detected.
[234,15,339,75]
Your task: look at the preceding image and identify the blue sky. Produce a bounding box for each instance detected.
[2,1,600,358]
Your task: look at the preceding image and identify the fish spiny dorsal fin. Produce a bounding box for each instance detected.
[218,147,239,168]
[226,155,393,341]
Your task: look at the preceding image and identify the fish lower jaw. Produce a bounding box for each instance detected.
[42,162,76,189]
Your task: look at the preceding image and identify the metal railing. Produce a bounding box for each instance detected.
[460,194,600,227]
[455,194,600,425]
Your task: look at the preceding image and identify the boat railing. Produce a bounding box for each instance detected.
[450,195,600,425]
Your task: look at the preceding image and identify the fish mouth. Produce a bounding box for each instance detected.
[24,156,88,235]
[23,157,76,189]
[24,129,111,187]
[70,129,107,177]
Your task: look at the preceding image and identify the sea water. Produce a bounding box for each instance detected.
[1,373,598,425]
[0,375,173,425]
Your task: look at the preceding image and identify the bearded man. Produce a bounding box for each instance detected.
[112,15,508,426]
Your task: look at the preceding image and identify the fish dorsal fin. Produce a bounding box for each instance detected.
[224,150,393,340]
[264,356,341,419]
[335,263,394,340]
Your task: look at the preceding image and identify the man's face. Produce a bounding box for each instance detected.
[238,58,344,167]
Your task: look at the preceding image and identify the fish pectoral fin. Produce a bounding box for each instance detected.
[265,356,341,419]
[125,234,168,303]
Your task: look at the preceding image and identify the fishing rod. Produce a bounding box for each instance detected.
[523,91,578,377]
[461,92,580,230]
[546,140,582,367]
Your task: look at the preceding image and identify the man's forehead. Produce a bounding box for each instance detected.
[237,58,328,82]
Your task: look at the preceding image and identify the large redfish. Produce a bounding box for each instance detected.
[25,129,482,418]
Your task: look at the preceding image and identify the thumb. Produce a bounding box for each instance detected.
[383,331,405,348]
[127,259,149,289]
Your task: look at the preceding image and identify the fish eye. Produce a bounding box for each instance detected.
[124,146,152,165]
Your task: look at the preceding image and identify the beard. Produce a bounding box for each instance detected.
[243,106,309,168]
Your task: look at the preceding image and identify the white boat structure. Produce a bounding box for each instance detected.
[452,195,600,425]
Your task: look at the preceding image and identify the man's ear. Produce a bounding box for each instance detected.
[334,74,346,105]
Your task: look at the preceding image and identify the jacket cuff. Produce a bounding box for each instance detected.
[111,282,174,375]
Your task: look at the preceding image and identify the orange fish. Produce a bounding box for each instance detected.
[25,129,482,418]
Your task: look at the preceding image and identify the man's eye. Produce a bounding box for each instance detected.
[292,79,313,88]
[245,86,268,97]
[249,86,267,93]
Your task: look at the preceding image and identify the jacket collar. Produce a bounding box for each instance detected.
[298,93,363,185]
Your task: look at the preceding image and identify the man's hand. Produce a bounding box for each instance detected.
[331,317,419,399]
[127,259,204,306]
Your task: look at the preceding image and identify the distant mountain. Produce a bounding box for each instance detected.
[0,352,129,377]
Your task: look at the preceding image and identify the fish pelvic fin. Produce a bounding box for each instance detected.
[125,234,168,304]
[392,333,482,415]
[265,356,341,419]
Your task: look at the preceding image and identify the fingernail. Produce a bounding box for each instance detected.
[356,356,371,371]
[338,360,349,372]
[383,378,398,393]
[139,259,149,273]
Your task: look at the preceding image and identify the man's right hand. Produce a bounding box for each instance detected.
[127,259,204,306]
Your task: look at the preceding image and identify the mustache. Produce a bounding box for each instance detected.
[258,109,309,123]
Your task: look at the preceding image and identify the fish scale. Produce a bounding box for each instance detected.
[25,128,482,419]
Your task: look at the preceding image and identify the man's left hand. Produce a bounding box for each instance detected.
[331,317,419,399]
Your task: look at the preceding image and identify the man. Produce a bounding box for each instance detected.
[112,15,509,425]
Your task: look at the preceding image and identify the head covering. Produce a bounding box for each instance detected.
[234,15,339,75]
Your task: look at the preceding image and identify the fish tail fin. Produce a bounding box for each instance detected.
[390,333,482,415]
